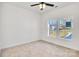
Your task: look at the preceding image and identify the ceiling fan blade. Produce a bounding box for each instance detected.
[45,3,54,7]
[31,4,39,6]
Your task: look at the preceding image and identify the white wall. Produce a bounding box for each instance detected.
[42,3,79,51]
[0,3,40,49]
[0,3,3,48]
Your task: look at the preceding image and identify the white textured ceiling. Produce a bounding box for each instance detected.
[7,2,73,13]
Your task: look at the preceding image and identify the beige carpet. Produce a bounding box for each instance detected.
[0,40,79,57]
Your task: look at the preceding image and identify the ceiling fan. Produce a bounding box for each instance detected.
[31,2,57,10]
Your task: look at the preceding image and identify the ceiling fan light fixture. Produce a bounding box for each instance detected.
[39,3,46,10]
[31,2,56,11]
